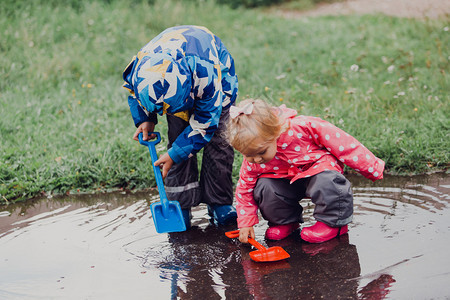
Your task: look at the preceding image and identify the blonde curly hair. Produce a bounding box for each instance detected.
[227,99,283,155]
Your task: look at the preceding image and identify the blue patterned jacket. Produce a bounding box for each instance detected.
[123,25,238,163]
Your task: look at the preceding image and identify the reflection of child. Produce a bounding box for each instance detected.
[122,26,239,227]
[227,99,385,243]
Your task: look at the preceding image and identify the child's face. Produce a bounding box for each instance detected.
[242,138,277,164]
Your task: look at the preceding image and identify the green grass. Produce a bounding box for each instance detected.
[1,0,448,204]
[267,0,344,10]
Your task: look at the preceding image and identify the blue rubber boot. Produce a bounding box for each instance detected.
[207,205,237,225]
[181,209,192,229]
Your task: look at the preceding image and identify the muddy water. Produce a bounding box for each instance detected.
[0,173,449,299]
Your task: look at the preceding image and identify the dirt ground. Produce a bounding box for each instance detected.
[276,0,450,19]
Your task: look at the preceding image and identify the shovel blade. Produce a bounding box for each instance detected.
[151,201,186,233]
[225,230,239,239]
[249,246,290,262]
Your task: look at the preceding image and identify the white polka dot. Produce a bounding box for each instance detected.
[247,166,252,171]
[248,188,253,192]
[325,134,330,140]
[326,148,331,151]
[288,160,292,164]
[339,146,344,151]
[240,209,246,215]
[353,156,358,162]
[355,169,360,172]
[368,167,374,173]
[309,135,312,139]
[248,177,253,181]
[340,158,345,162]
[295,146,301,151]
[331,162,335,167]
[351,143,356,148]
[237,193,242,198]
[366,154,371,160]
[297,133,303,138]
[336,132,341,138]
[288,130,294,136]
[293,158,298,163]
[305,175,311,178]
[275,156,280,160]
[313,165,318,168]
[282,143,288,149]
[304,155,310,160]
[273,167,279,170]
[315,155,321,159]
[314,134,319,139]
[374,172,379,177]
[260,164,266,168]
[311,123,316,128]
[300,121,306,126]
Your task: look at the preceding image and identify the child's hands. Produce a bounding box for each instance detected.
[239,227,255,244]
[133,122,156,141]
[154,152,174,179]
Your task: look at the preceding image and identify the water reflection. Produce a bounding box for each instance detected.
[358,274,396,299]
[237,234,361,299]
[0,173,448,299]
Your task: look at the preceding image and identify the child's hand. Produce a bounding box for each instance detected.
[133,122,156,141]
[239,227,255,244]
[154,152,174,179]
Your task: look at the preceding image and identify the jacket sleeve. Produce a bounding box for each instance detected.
[127,95,158,127]
[235,161,260,228]
[168,60,222,164]
[216,38,238,107]
[304,117,385,181]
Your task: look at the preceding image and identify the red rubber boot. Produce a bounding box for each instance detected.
[265,223,300,240]
[301,221,348,243]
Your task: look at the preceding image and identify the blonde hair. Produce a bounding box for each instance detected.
[227,99,282,154]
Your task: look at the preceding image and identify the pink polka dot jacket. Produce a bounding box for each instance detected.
[235,105,385,228]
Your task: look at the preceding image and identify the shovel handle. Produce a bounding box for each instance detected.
[138,132,162,148]
[248,238,267,251]
[138,132,169,212]
[225,230,267,251]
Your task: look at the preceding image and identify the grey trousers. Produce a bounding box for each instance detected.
[164,107,234,210]
[253,171,354,227]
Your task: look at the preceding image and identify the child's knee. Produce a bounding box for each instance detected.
[307,171,353,199]
[307,171,354,225]
[253,178,279,202]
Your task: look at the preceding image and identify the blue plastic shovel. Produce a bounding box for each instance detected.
[138,132,186,233]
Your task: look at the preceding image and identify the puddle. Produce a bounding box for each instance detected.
[1,173,449,299]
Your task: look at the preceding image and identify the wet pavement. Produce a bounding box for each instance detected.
[0,173,449,299]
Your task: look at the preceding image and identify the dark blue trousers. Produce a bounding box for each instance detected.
[164,107,234,209]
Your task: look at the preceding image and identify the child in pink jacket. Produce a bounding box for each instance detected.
[227,99,385,243]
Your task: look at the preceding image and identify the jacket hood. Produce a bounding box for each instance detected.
[123,50,192,115]
[277,104,298,120]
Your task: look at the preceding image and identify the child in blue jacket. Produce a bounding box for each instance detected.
[123,25,238,228]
